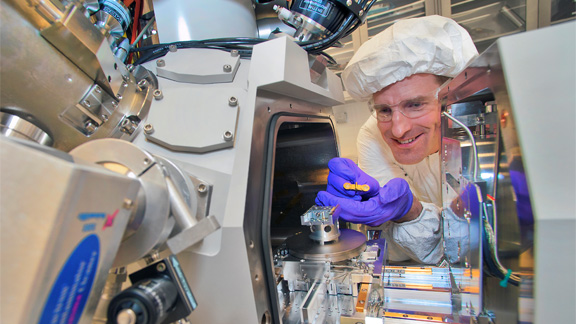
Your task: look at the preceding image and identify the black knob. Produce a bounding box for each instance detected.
[108,276,178,324]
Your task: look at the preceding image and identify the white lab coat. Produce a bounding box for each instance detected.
[357,117,454,264]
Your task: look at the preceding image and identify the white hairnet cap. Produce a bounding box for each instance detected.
[342,15,478,101]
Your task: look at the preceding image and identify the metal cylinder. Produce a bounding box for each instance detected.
[152,0,258,43]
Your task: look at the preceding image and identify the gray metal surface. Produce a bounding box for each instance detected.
[129,35,344,324]
[156,49,241,84]
[0,1,155,152]
[0,136,140,324]
[70,139,172,267]
[436,20,576,323]
[286,229,367,262]
[152,0,258,43]
[495,21,575,323]
[0,111,53,146]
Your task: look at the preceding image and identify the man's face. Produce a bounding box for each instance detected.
[373,73,442,165]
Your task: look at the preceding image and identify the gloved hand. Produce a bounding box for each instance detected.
[325,157,380,201]
[316,178,414,226]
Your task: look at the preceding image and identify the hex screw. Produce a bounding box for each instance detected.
[153,89,164,100]
[346,0,352,5]
[223,64,232,73]
[156,59,166,67]
[143,124,154,135]
[120,119,138,135]
[83,100,91,107]
[137,79,148,92]
[168,45,177,52]
[95,86,102,94]
[123,198,133,209]
[85,121,97,134]
[111,101,118,109]
[198,183,207,193]
[223,131,233,141]
[228,96,238,106]
[156,262,166,272]
[230,50,239,57]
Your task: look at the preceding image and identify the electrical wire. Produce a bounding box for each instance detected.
[482,203,521,286]
[130,0,377,66]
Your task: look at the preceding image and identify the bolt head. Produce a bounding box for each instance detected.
[223,131,233,141]
[123,199,133,209]
[156,262,166,272]
[153,89,164,100]
[223,64,232,73]
[156,59,166,67]
[143,124,154,135]
[228,96,238,106]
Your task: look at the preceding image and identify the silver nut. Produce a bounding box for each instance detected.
[223,131,233,141]
[156,59,166,67]
[143,124,154,135]
[223,64,232,73]
[228,96,238,106]
[153,89,164,100]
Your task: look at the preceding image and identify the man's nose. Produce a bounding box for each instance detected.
[390,110,412,138]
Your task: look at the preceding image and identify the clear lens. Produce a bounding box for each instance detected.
[370,90,439,122]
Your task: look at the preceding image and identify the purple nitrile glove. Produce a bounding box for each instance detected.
[325,157,380,201]
[316,178,413,227]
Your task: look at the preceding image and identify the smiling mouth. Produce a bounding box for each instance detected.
[395,134,422,145]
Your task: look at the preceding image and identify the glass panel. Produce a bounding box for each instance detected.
[551,0,576,24]
[366,0,426,38]
[451,0,527,52]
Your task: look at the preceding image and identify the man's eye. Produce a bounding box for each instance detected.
[405,101,426,110]
[377,107,392,115]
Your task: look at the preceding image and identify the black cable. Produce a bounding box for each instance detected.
[131,0,377,65]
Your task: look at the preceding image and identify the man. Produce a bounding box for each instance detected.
[316,15,478,264]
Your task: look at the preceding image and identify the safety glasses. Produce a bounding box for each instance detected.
[369,88,440,122]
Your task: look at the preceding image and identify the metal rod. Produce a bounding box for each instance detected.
[131,17,156,48]
[442,112,480,181]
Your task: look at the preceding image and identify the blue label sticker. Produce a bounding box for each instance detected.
[39,234,100,324]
